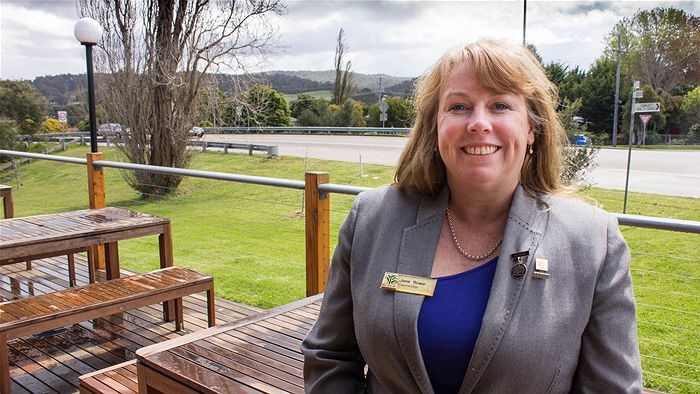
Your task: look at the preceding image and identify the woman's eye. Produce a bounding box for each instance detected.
[449,104,467,111]
[494,103,510,110]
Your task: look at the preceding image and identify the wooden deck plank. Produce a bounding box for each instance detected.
[0,254,261,393]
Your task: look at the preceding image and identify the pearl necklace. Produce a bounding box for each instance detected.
[445,206,503,261]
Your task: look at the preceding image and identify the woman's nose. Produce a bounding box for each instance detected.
[467,106,491,133]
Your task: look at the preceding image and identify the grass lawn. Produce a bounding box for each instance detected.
[284,89,333,103]
[2,144,698,392]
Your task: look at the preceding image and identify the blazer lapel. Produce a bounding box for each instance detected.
[394,188,448,393]
[460,186,548,393]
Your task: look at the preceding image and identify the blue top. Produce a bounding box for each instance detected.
[417,257,498,393]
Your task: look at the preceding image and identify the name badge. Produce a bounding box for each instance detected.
[380,272,437,297]
[532,258,550,279]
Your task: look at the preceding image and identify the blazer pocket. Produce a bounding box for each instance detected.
[545,363,563,394]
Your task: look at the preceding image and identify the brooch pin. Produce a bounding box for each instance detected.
[510,251,529,278]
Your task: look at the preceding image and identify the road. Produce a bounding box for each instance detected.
[203,134,700,198]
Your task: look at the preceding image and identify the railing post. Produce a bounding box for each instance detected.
[305,172,330,296]
[87,152,106,270]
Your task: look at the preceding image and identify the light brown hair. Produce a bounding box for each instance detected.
[395,39,565,196]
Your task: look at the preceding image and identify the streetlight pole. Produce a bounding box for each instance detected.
[523,0,527,45]
[74,18,103,153]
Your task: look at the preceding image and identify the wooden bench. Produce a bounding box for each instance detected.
[79,360,139,394]
[0,266,215,393]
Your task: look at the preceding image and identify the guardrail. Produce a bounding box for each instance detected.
[193,140,279,156]
[202,126,412,135]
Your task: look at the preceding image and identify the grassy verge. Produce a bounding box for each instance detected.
[602,144,700,150]
[2,145,698,392]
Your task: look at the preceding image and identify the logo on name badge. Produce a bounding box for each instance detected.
[380,272,436,297]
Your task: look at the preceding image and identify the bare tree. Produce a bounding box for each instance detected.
[78,0,285,196]
[331,28,354,105]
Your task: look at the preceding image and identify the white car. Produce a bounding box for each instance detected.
[189,127,205,138]
[98,123,127,139]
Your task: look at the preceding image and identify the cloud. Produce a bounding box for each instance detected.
[1,0,699,80]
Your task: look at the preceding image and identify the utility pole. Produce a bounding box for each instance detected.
[522,0,527,45]
[612,31,624,147]
[377,75,383,102]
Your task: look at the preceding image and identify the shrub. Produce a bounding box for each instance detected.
[561,144,599,189]
[645,130,662,145]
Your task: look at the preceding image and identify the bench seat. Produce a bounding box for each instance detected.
[0,266,215,393]
[79,360,138,394]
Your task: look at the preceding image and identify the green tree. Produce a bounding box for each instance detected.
[367,96,414,128]
[0,119,18,155]
[242,85,291,127]
[544,62,585,103]
[680,86,700,133]
[605,7,699,92]
[0,80,48,135]
[577,58,617,133]
[326,99,365,127]
[290,93,330,126]
[680,87,700,121]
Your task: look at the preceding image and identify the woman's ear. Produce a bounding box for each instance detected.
[527,128,536,145]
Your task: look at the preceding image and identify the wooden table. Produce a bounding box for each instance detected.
[0,206,175,319]
[136,294,323,393]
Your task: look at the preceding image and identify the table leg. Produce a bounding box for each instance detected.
[87,248,96,284]
[67,254,76,286]
[0,334,10,394]
[1,189,13,219]
[105,242,120,280]
[159,223,176,322]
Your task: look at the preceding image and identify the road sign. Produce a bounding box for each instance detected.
[633,102,660,113]
[57,111,68,123]
[379,99,388,113]
[639,114,652,126]
[379,113,387,122]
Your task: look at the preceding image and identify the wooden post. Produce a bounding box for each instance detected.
[0,184,14,218]
[87,152,106,270]
[305,172,330,296]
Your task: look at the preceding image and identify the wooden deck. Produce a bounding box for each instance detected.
[0,254,263,393]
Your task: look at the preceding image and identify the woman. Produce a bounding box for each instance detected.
[302,39,642,393]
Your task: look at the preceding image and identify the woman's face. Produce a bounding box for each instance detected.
[436,63,534,196]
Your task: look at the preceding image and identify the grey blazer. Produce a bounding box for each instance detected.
[302,185,642,393]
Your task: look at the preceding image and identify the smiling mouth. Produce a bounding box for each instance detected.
[463,146,499,155]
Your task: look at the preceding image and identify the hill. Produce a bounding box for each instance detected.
[30,70,415,107]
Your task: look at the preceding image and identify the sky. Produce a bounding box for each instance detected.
[0,0,698,81]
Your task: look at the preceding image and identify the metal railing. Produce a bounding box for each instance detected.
[0,147,698,392]
[3,149,698,234]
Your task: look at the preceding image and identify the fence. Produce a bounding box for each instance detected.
[0,147,698,393]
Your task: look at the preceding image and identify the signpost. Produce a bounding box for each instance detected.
[623,81,642,214]
[633,102,660,113]
[379,95,388,127]
[623,81,661,212]
[57,111,68,123]
[639,114,653,147]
